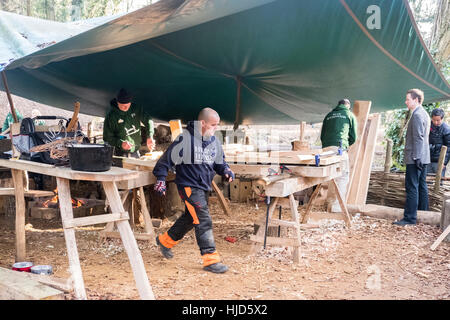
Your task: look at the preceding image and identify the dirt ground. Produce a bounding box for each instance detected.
[1,197,449,300]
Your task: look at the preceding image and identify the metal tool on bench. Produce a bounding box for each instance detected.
[314,140,345,166]
[268,165,292,176]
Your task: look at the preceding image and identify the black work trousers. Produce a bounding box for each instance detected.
[167,186,216,256]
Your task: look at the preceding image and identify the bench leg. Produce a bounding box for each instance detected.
[102,181,155,300]
[56,177,87,300]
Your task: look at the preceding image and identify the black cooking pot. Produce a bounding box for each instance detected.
[68,144,113,172]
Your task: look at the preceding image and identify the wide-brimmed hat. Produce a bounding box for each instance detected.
[117,88,133,104]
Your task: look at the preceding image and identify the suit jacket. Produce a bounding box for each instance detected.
[404,106,431,165]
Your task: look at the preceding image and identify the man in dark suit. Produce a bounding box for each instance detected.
[394,88,431,226]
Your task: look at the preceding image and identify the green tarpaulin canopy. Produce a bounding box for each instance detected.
[1,0,449,126]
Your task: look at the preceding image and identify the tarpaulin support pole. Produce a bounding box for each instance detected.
[233,75,242,131]
[1,71,19,123]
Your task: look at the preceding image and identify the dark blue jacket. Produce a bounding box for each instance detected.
[429,121,450,165]
[153,121,230,191]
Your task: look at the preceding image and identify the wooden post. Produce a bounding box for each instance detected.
[346,101,371,202]
[434,145,447,193]
[384,139,393,173]
[300,121,306,141]
[381,139,393,206]
[1,71,19,123]
[11,169,26,262]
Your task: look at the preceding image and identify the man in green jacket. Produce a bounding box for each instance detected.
[103,88,155,158]
[320,99,357,212]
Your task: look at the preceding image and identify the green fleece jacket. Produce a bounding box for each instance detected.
[103,99,154,153]
[320,104,357,149]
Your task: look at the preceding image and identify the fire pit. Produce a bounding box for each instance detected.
[28,195,106,220]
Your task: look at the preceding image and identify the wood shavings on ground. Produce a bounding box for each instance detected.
[0,200,449,300]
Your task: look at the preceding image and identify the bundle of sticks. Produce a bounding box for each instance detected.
[29,101,83,161]
[30,136,84,160]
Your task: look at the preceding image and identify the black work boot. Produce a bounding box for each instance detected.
[203,262,229,274]
[156,236,174,259]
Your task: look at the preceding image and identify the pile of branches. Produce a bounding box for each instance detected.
[366,171,450,212]
[30,136,83,161]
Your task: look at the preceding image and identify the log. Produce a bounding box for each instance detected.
[346,204,440,226]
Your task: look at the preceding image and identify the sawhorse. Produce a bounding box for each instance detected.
[250,173,352,263]
[0,159,155,300]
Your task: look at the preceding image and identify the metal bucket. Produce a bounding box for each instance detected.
[68,144,113,172]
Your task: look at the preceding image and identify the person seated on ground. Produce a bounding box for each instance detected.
[428,108,450,177]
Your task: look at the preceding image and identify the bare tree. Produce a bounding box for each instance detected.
[430,0,450,69]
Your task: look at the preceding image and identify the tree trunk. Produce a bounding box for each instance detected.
[26,0,31,16]
[430,0,450,68]
[71,0,82,21]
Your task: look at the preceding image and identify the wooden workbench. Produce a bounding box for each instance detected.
[0,158,155,300]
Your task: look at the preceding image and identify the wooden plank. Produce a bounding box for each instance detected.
[102,181,155,300]
[347,114,380,205]
[11,271,72,292]
[63,212,129,229]
[100,231,153,241]
[331,179,352,228]
[347,101,371,202]
[228,163,279,177]
[430,225,450,250]
[289,194,301,263]
[0,188,55,197]
[301,184,323,224]
[0,159,138,182]
[226,152,342,166]
[11,169,26,262]
[56,177,86,300]
[230,178,240,202]
[211,180,231,216]
[265,167,342,198]
[239,180,252,202]
[268,219,299,229]
[116,171,156,190]
[249,235,299,247]
[0,267,64,300]
[229,162,341,178]
[138,186,156,238]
